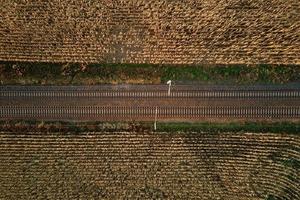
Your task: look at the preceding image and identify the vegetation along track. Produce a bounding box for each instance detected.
[1,85,299,122]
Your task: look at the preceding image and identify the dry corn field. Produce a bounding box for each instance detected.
[0,131,299,200]
[0,0,299,64]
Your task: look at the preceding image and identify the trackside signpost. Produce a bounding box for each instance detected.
[154,81,171,130]
[167,80,172,96]
[154,106,158,131]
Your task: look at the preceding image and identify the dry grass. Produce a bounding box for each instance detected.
[0,0,299,64]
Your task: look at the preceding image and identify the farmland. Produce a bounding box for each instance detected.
[0,0,299,64]
[0,0,299,199]
[0,131,299,199]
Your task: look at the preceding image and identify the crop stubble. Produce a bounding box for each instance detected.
[0,131,299,199]
[0,0,299,64]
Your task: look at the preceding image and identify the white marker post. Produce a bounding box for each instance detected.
[167,80,172,96]
[154,106,158,131]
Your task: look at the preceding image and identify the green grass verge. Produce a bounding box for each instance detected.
[1,62,299,85]
[1,120,299,135]
[0,120,153,133]
[156,122,300,135]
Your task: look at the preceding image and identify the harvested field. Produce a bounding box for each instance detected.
[0,0,299,64]
[0,131,299,199]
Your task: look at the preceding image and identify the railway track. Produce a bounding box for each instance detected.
[1,85,299,121]
[1,106,299,120]
[1,85,300,99]
[1,90,300,98]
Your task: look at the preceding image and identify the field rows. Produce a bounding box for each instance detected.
[1,0,299,64]
[0,132,299,199]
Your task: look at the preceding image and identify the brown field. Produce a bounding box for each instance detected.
[0,0,299,64]
[0,131,299,199]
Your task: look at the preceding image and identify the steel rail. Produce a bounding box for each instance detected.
[1,106,299,119]
[1,90,300,98]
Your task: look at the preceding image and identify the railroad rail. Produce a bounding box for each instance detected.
[1,106,299,120]
[1,90,300,98]
[1,85,299,121]
[1,85,300,99]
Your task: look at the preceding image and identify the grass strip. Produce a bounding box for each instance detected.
[1,62,299,85]
[0,120,299,135]
[156,122,300,135]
